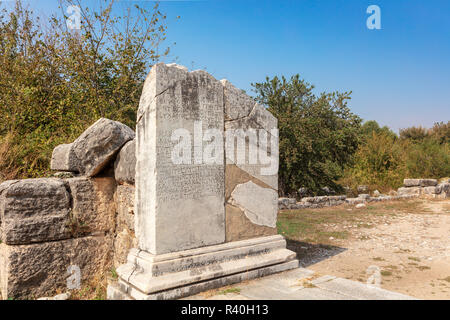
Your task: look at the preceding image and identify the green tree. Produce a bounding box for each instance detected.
[399,126,428,142]
[360,120,397,140]
[0,0,173,179]
[341,131,407,191]
[252,75,362,196]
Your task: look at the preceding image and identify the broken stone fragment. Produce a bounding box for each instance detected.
[230,181,278,228]
[278,197,296,209]
[113,228,137,267]
[397,187,422,195]
[436,183,450,198]
[115,185,135,232]
[114,139,136,184]
[50,143,80,172]
[422,186,438,194]
[0,178,72,245]
[72,118,135,177]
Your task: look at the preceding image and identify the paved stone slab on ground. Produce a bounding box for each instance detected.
[185,268,418,300]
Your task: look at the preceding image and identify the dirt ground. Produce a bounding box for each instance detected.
[279,198,450,300]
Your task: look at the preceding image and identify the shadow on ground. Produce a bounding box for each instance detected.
[286,239,347,268]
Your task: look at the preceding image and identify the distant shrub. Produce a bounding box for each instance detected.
[341,121,450,192]
[340,131,407,192]
[405,138,450,179]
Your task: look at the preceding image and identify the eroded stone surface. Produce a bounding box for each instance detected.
[50,143,79,172]
[113,229,137,267]
[230,181,278,228]
[223,81,278,190]
[64,177,116,235]
[114,139,136,184]
[419,179,438,187]
[225,204,277,242]
[220,79,255,121]
[0,236,112,299]
[135,63,225,254]
[113,184,137,267]
[115,184,135,232]
[0,178,71,245]
[404,179,421,187]
[72,118,135,177]
[398,187,422,195]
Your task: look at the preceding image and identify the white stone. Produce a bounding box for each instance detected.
[50,143,79,172]
[113,235,298,299]
[230,181,278,228]
[135,63,225,254]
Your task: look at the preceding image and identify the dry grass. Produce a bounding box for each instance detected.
[277,199,442,245]
[68,273,111,300]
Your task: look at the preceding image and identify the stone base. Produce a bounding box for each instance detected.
[107,235,298,300]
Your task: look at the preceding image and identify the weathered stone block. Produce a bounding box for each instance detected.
[72,118,135,177]
[114,139,136,184]
[278,197,296,209]
[403,179,420,187]
[64,177,116,235]
[0,178,71,245]
[225,204,276,242]
[345,197,365,205]
[222,80,278,191]
[397,187,422,195]
[50,143,79,172]
[419,179,438,187]
[110,63,296,300]
[0,235,112,299]
[115,185,135,232]
[229,181,278,228]
[113,229,137,267]
[135,63,225,254]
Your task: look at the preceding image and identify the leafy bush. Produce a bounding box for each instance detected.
[0,0,171,180]
[340,131,407,192]
[252,75,362,196]
[341,121,450,192]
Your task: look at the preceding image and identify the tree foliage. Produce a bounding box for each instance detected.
[342,121,450,192]
[0,0,171,179]
[252,75,362,196]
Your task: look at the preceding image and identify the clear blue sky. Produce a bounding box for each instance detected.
[12,0,450,132]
